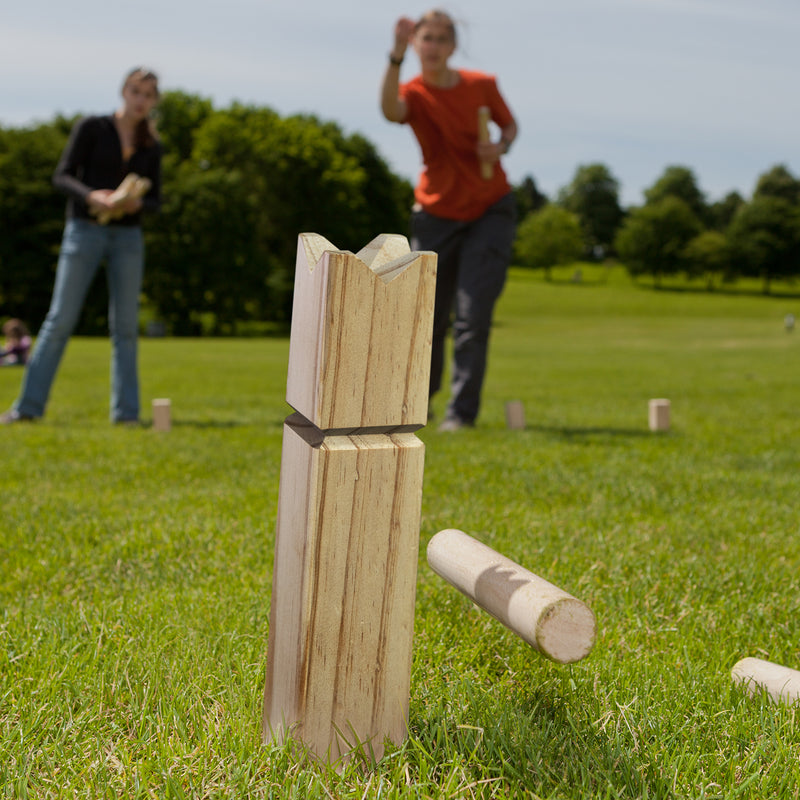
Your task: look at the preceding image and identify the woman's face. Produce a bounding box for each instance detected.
[121,76,159,121]
[413,20,456,72]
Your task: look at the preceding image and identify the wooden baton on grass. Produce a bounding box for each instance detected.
[477,106,493,180]
[427,529,596,664]
[732,657,800,705]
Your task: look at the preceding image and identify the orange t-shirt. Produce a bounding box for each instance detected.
[400,69,514,221]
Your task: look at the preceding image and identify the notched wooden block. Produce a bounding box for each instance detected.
[286,233,437,431]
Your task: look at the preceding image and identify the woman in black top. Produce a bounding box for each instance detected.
[2,67,162,425]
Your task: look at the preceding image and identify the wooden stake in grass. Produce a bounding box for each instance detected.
[731,657,800,705]
[262,233,436,763]
[427,529,596,664]
[477,106,493,181]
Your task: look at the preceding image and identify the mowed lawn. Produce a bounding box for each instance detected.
[1,264,799,799]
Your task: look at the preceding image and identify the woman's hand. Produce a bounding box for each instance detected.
[476,140,506,167]
[86,189,115,216]
[392,16,415,59]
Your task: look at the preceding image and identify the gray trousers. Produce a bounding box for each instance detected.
[411,192,517,424]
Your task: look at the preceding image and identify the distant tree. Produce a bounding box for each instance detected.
[682,230,731,288]
[727,195,800,292]
[145,104,413,331]
[615,197,703,285]
[513,174,547,220]
[513,204,583,280]
[155,90,215,163]
[752,164,800,204]
[144,164,256,335]
[558,162,623,258]
[709,191,745,231]
[644,165,708,225]
[0,119,71,329]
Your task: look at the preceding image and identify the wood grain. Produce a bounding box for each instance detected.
[263,233,436,763]
[263,415,424,761]
[286,233,437,431]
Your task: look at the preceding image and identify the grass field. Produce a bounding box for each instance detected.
[2,264,799,798]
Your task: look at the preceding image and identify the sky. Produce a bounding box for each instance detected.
[3,0,798,207]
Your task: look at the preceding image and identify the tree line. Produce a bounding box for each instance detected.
[0,91,413,335]
[514,162,800,292]
[2,92,798,337]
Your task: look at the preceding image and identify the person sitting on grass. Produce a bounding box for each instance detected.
[0,319,32,366]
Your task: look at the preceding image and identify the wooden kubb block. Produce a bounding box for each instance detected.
[263,234,436,763]
[649,398,670,431]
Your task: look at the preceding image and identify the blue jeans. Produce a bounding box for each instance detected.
[14,218,144,422]
[412,193,517,424]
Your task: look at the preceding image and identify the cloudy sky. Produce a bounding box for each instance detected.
[3,0,797,206]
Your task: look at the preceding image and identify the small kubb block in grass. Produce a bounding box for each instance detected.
[152,398,171,431]
[505,400,526,430]
[731,657,800,705]
[427,529,596,664]
[263,233,436,764]
[649,398,670,431]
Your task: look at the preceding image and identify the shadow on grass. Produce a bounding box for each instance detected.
[635,281,800,299]
[148,419,274,430]
[416,687,673,798]
[527,423,657,441]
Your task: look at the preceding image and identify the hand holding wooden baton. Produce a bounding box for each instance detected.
[94,173,152,224]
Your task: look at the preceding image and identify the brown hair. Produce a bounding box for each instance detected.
[415,9,457,46]
[122,67,160,149]
[3,318,29,339]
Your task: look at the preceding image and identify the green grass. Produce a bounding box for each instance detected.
[2,264,799,799]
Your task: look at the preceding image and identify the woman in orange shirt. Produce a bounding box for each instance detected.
[381,9,518,431]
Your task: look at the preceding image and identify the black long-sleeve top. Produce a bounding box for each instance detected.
[52,114,162,226]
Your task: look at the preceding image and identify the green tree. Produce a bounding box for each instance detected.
[644,165,708,225]
[145,103,413,332]
[753,164,800,204]
[682,230,731,288]
[558,163,623,257]
[514,174,547,220]
[709,191,744,231]
[615,197,703,285]
[0,119,71,330]
[727,195,800,292]
[513,204,583,280]
[155,90,215,164]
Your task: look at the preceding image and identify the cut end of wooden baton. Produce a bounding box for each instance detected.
[731,657,800,705]
[536,597,597,664]
[427,528,596,664]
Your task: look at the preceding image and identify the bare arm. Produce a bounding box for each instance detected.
[380,17,415,123]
